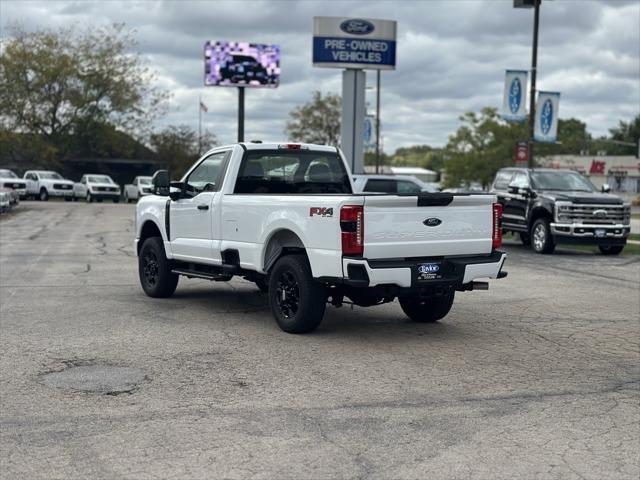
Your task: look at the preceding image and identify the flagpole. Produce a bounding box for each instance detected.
[198,95,202,156]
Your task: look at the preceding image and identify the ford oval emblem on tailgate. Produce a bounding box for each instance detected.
[423,218,442,227]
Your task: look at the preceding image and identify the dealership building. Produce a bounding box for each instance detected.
[538,154,640,199]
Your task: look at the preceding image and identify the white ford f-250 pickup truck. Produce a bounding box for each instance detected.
[135,142,507,333]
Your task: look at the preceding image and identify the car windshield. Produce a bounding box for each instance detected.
[139,177,152,185]
[530,171,597,192]
[39,172,64,180]
[88,175,113,184]
[0,169,18,178]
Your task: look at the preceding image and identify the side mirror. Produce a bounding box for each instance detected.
[151,170,170,196]
[601,183,611,193]
[507,184,519,194]
[169,181,184,201]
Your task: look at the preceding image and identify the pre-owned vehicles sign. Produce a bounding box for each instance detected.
[312,16,397,70]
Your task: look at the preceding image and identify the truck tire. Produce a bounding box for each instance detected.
[519,232,531,246]
[599,245,624,255]
[138,236,179,298]
[399,291,455,323]
[531,218,555,254]
[39,188,49,201]
[268,254,326,333]
[86,193,93,203]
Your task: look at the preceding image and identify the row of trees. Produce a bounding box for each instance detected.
[285,92,639,188]
[0,24,217,178]
[2,23,637,186]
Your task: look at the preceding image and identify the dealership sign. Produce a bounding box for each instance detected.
[312,16,397,70]
[534,91,560,143]
[502,70,528,122]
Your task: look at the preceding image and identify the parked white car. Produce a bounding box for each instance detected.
[0,191,11,213]
[124,176,153,202]
[352,174,436,194]
[135,142,507,334]
[0,169,27,199]
[74,174,121,203]
[23,170,74,201]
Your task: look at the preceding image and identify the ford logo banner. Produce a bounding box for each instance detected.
[340,19,375,35]
[508,77,522,114]
[540,98,553,135]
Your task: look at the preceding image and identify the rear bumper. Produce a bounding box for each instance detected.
[336,250,507,289]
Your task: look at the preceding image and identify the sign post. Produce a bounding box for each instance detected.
[313,17,396,174]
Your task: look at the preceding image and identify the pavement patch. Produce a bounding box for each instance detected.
[41,362,146,395]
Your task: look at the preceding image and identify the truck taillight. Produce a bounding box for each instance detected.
[492,202,503,250]
[340,205,364,256]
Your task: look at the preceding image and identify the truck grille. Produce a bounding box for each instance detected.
[95,187,118,192]
[558,204,629,225]
[53,183,72,190]
[4,182,26,189]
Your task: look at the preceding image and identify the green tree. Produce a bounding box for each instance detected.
[444,108,525,188]
[285,91,341,145]
[0,23,167,163]
[150,125,218,178]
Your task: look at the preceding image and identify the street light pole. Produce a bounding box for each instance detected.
[375,70,381,174]
[528,0,541,168]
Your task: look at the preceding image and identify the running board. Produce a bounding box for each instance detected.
[171,268,231,281]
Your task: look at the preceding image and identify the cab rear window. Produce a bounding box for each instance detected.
[234,150,352,194]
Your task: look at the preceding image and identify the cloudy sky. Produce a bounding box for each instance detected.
[2,0,639,152]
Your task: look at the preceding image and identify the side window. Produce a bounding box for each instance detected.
[510,172,530,189]
[185,151,229,196]
[364,179,397,193]
[493,171,514,190]
[397,180,422,194]
[133,178,138,186]
[81,176,86,184]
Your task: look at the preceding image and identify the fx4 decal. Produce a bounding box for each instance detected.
[309,207,334,217]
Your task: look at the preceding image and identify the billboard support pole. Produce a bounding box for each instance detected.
[528,0,540,168]
[198,95,202,156]
[238,87,245,143]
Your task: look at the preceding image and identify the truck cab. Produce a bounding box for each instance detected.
[491,167,631,255]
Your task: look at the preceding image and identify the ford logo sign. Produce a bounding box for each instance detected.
[418,264,439,274]
[340,19,375,35]
[540,98,553,135]
[423,218,442,227]
[508,77,521,114]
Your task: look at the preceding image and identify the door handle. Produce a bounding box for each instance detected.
[197,204,209,210]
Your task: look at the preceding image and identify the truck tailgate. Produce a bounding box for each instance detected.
[362,194,495,259]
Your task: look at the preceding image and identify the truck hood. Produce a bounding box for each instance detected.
[538,191,623,205]
[88,182,120,189]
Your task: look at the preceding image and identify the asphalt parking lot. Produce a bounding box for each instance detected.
[1,201,638,479]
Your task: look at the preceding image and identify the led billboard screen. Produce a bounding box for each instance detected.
[205,41,280,88]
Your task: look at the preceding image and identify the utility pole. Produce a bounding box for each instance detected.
[375,70,381,174]
[527,0,541,168]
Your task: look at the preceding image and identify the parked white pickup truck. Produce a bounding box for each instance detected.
[74,174,121,203]
[135,142,507,333]
[124,176,153,202]
[23,170,74,201]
